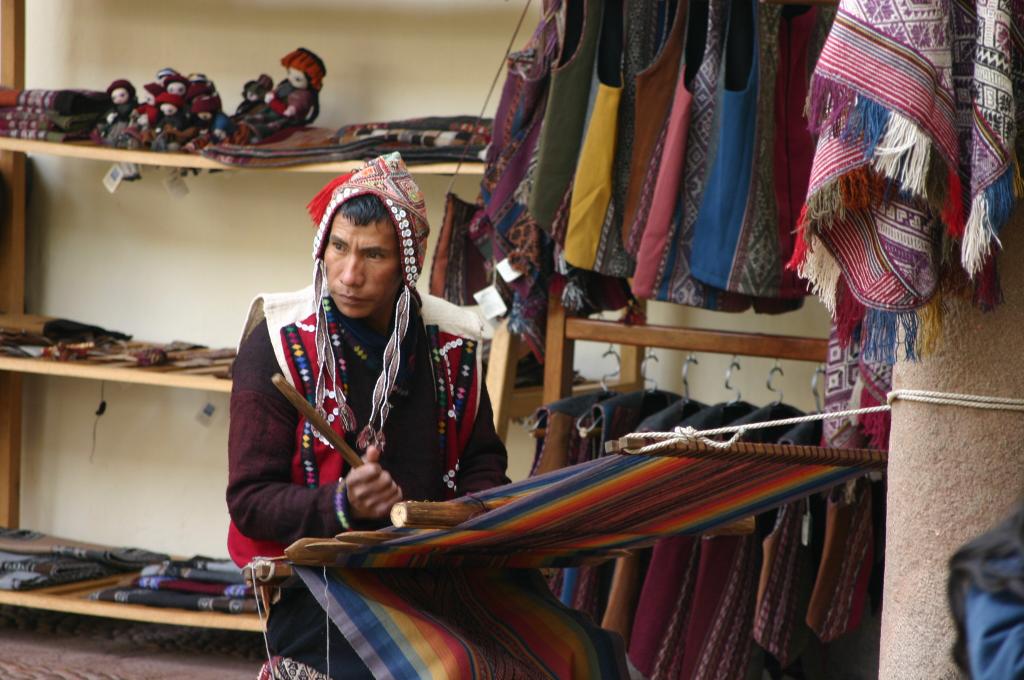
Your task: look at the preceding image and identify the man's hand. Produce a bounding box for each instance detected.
[345,446,403,520]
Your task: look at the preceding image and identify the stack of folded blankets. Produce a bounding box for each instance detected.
[90,556,256,615]
[0,528,168,590]
[0,88,110,141]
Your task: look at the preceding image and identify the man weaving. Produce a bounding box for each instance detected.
[226,153,510,678]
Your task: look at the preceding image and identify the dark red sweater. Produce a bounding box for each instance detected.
[226,319,509,547]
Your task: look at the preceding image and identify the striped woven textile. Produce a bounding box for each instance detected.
[790,0,1024,362]
[285,452,874,569]
[295,565,628,680]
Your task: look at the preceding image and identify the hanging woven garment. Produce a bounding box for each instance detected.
[633,0,750,310]
[689,1,791,298]
[564,0,625,270]
[478,0,562,358]
[529,0,604,232]
[790,0,1024,362]
[621,0,688,258]
[587,0,669,279]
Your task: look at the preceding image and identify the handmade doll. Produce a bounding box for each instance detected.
[93,79,136,143]
[163,74,189,99]
[151,92,191,151]
[112,82,162,148]
[232,48,325,143]
[234,74,273,116]
[156,67,181,85]
[186,81,214,103]
[182,95,235,152]
[187,72,211,88]
[190,94,221,131]
[133,82,163,129]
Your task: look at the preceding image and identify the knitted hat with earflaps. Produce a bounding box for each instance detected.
[306,152,429,451]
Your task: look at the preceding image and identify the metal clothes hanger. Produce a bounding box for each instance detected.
[766,360,784,406]
[576,345,620,439]
[598,344,621,393]
[811,363,826,413]
[641,349,659,393]
[681,354,698,403]
[724,356,742,404]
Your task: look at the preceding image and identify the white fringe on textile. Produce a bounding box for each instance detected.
[961,191,1002,277]
[795,234,841,316]
[872,110,932,198]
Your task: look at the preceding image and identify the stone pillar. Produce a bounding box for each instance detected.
[879,211,1024,679]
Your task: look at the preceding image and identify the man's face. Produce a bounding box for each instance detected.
[111,88,129,105]
[323,212,403,334]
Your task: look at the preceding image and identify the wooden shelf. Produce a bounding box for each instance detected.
[565,318,828,363]
[0,356,232,393]
[0,137,484,175]
[0,574,262,632]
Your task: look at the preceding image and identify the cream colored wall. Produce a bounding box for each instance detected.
[21,0,831,558]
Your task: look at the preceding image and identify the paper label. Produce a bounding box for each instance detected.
[801,510,811,546]
[102,164,124,193]
[119,162,141,180]
[472,285,508,320]
[496,257,523,283]
[163,169,189,199]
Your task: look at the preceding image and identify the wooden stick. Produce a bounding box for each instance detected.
[608,436,888,468]
[391,500,489,529]
[271,373,363,469]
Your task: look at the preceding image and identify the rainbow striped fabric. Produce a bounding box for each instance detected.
[282,451,873,679]
[286,452,871,568]
[296,566,627,680]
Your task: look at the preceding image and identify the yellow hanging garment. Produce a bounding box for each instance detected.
[564,82,622,270]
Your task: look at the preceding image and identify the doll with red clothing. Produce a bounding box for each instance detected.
[231,47,325,143]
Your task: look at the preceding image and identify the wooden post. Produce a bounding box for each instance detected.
[0,0,25,528]
[485,319,519,441]
[542,295,574,405]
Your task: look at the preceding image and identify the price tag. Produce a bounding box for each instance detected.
[496,257,523,283]
[472,285,508,320]
[163,169,190,199]
[119,162,141,181]
[102,164,124,193]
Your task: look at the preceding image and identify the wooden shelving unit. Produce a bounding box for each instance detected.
[0,137,485,175]
[0,356,232,393]
[0,573,262,632]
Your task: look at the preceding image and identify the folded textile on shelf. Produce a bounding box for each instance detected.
[0,89,109,142]
[93,556,255,613]
[0,528,169,571]
[0,549,117,591]
[140,557,248,587]
[89,587,257,614]
[201,116,491,168]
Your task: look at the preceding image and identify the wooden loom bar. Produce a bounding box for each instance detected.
[391,500,488,529]
[608,436,888,468]
[564,317,828,363]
